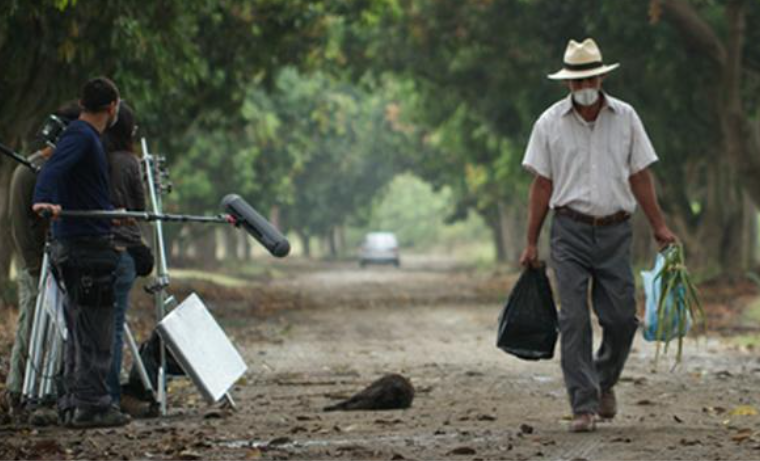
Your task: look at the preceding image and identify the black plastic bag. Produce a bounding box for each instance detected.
[496,265,558,360]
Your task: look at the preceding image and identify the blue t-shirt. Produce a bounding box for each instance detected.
[33,120,114,239]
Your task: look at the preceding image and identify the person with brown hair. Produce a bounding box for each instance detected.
[101,100,149,411]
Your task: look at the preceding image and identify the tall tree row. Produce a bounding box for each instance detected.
[2,0,759,290]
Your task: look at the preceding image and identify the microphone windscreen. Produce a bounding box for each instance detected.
[221,194,290,258]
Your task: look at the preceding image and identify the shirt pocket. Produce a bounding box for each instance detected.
[547,130,580,172]
[605,124,632,179]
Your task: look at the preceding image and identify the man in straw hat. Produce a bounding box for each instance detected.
[519,38,677,432]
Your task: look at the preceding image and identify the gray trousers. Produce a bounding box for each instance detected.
[6,270,39,395]
[550,214,638,415]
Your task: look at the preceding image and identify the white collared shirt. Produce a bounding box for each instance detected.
[521,93,658,216]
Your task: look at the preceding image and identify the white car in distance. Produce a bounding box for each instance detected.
[359,232,400,268]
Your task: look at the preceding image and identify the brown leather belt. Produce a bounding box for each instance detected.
[554,206,630,227]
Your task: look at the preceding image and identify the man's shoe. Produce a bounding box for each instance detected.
[70,407,131,428]
[570,413,596,433]
[599,389,617,420]
[58,408,74,427]
[120,394,159,419]
[2,391,22,416]
[28,407,59,427]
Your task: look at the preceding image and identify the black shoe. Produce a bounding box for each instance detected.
[70,407,131,428]
[58,408,74,427]
[2,391,22,416]
[28,407,59,427]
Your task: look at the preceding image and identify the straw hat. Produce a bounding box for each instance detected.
[547,38,619,80]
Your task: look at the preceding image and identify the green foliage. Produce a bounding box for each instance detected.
[170,68,413,242]
[3,0,759,271]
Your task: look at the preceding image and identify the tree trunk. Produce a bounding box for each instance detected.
[741,194,757,270]
[299,231,311,258]
[222,227,240,261]
[0,151,19,308]
[327,229,338,259]
[661,0,760,208]
[486,211,507,263]
[242,234,253,261]
[663,159,748,278]
[335,225,347,257]
[193,230,219,269]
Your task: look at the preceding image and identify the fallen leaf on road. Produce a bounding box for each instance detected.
[477,414,497,421]
[245,448,262,459]
[703,406,727,415]
[520,424,534,434]
[730,406,758,417]
[732,433,753,443]
[268,437,292,446]
[447,447,477,455]
[636,399,654,406]
[31,440,63,455]
[374,419,403,425]
[611,437,632,443]
[204,409,232,419]
[673,415,684,423]
[680,439,701,446]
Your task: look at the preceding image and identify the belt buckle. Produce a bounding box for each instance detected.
[592,216,602,226]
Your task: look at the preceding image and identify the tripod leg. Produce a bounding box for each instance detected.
[36,311,54,401]
[38,277,67,402]
[124,322,156,401]
[22,256,50,401]
[158,366,166,415]
[223,393,237,411]
[39,330,55,400]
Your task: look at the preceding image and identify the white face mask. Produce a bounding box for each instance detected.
[572,88,599,106]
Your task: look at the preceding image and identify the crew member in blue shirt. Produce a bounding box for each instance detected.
[33,77,130,428]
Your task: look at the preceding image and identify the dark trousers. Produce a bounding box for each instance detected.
[108,251,136,404]
[52,238,119,412]
[550,214,638,415]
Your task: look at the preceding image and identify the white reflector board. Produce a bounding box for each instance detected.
[156,293,247,403]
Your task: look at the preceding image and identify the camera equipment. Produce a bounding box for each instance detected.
[36,114,69,149]
[25,137,290,415]
[22,251,155,406]
[1,113,72,173]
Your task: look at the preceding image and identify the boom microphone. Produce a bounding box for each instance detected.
[221,194,291,258]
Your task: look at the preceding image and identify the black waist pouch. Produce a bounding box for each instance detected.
[51,238,120,309]
[127,242,155,277]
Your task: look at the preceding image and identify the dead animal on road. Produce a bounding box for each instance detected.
[323,374,414,411]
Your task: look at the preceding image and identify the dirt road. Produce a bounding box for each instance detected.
[2,256,760,460]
